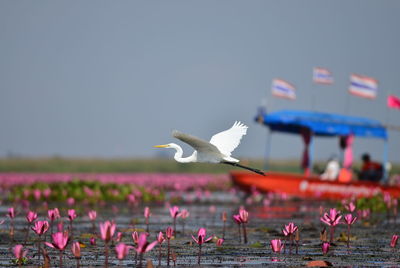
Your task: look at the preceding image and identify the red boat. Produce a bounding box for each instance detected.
[231,110,397,199]
[231,171,400,200]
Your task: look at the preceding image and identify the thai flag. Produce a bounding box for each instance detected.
[348,74,378,99]
[313,67,334,84]
[271,79,296,100]
[388,95,400,109]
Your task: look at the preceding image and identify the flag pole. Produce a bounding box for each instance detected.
[345,87,351,115]
[384,91,391,127]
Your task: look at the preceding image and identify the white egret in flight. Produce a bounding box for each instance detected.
[154,121,265,176]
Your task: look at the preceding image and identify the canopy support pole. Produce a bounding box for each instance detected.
[309,134,314,176]
[383,139,389,183]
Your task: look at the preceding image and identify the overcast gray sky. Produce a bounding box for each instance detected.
[1,1,399,163]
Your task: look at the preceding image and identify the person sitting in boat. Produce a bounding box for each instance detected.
[358,153,383,182]
[320,155,340,181]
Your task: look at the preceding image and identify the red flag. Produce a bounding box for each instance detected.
[388,95,400,109]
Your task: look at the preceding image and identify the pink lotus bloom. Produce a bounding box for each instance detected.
[88,210,97,221]
[13,245,27,261]
[68,209,77,221]
[358,208,371,220]
[270,239,284,253]
[322,242,330,255]
[179,209,190,219]
[169,206,180,219]
[391,234,399,248]
[48,208,60,221]
[134,233,157,253]
[344,214,357,225]
[321,208,342,226]
[157,231,165,244]
[115,232,123,242]
[345,202,356,212]
[99,221,116,243]
[166,226,174,239]
[232,215,242,225]
[127,194,136,204]
[115,243,132,260]
[90,237,96,246]
[191,228,213,245]
[132,231,139,244]
[144,207,151,219]
[26,211,38,223]
[43,188,52,199]
[7,207,15,219]
[33,189,41,201]
[282,222,298,236]
[71,241,81,258]
[216,238,224,246]
[239,208,249,223]
[209,205,216,214]
[67,197,75,206]
[31,221,50,236]
[45,231,70,251]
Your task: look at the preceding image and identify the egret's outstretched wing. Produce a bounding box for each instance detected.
[172,130,221,155]
[209,121,248,156]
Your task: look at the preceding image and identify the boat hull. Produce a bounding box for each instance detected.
[231,171,400,199]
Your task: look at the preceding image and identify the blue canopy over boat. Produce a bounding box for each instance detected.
[256,110,388,139]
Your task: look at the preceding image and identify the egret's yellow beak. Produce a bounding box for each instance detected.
[154,144,169,148]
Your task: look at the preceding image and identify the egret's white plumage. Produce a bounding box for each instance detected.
[154,122,265,175]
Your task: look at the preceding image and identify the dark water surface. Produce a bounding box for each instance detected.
[0,191,399,267]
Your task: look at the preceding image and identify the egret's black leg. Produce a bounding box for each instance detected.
[221,161,265,176]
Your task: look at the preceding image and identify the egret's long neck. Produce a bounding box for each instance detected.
[170,144,196,163]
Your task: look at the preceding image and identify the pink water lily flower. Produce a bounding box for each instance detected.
[71,241,81,258]
[391,234,399,248]
[216,238,224,246]
[45,231,70,251]
[144,207,151,219]
[115,243,132,260]
[233,215,242,224]
[68,209,77,221]
[157,232,165,244]
[179,209,190,219]
[191,228,213,245]
[26,211,38,223]
[321,208,342,226]
[132,231,139,244]
[321,208,342,243]
[13,244,27,263]
[134,233,158,253]
[239,208,249,223]
[322,242,330,255]
[166,226,174,239]
[33,189,41,201]
[192,228,213,265]
[45,231,70,267]
[282,222,298,236]
[48,208,60,221]
[270,239,284,253]
[344,214,357,225]
[99,221,116,243]
[345,202,356,212]
[7,207,15,218]
[88,210,97,221]
[14,244,27,259]
[169,206,180,218]
[32,221,50,235]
